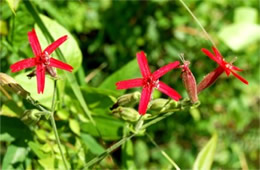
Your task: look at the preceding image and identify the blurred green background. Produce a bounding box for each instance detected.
[0,0,259,169]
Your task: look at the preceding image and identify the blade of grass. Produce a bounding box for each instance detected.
[178,0,217,48]
[146,133,180,170]
[24,1,94,125]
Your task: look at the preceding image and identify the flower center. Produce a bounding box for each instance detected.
[41,51,51,65]
[144,76,159,88]
[225,63,232,69]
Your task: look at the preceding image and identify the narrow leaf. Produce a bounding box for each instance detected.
[193,134,218,170]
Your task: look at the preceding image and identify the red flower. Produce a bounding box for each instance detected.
[116,51,181,115]
[197,47,248,93]
[10,29,73,94]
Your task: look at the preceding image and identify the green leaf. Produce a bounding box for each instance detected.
[81,116,124,141]
[218,7,260,51]
[28,141,49,159]
[0,20,8,35]
[99,59,141,93]
[1,100,23,117]
[0,116,33,143]
[38,156,55,170]
[5,0,20,15]
[193,134,218,170]
[218,23,260,51]
[234,7,258,24]
[81,133,105,155]
[2,145,28,170]
[69,119,81,135]
[14,72,54,107]
[122,139,135,169]
[134,139,149,167]
[35,14,82,72]
[81,86,117,115]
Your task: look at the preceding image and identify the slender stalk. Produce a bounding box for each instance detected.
[146,133,180,170]
[84,133,136,169]
[84,111,176,168]
[178,0,217,48]
[49,80,68,170]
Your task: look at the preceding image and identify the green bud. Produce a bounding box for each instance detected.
[148,99,170,113]
[111,92,141,109]
[148,99,180,114]
[168,100,179,108]
[112,107,140,122]
[20,109,42,125]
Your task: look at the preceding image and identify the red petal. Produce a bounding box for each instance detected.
[49,58,73,72]
[10,58,36,72]
[44,35,68,55]
[116,78,143,89]
[36,64,46,94]
[212,47,223,59]
[152,61,180,80]
[157,81,181,101]
[201,48,222,66]
[231,65,243,72]
[230,70,248,85]
[28,29,42,57]
[136,51,151,78]
[138,86,153,115]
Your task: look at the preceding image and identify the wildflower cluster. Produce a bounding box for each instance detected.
[10,30,248,116]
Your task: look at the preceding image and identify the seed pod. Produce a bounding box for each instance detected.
[111,107,140,122]
[111,92,141,109]
[179,55,198,103]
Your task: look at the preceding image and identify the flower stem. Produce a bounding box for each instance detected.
[178,0,217,48]
[146,133,180,170]
[50,80,68,170]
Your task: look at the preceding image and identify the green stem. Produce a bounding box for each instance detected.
[49,80,68,170]
[146,133,180,170]
[178,0,217,48]
[84,110,177,168]
[84,133,136,169]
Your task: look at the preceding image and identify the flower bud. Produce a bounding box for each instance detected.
[180,58,198,103]
[20,109,41,125]
[148,98,170,113]
[197,66,224,94]
[111,107,140,122]
[111,92,141,109]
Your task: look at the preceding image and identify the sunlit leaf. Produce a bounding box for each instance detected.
[99,59,141,93]
[14,71,54,107]
[193,134,218,170]
[5,0,20,15]
[69,119,81,135]
[218,7,260,51]
[2,145,28,170]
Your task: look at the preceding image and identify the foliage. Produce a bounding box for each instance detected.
[0,0,259,169]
